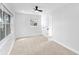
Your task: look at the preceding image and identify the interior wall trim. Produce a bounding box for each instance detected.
[1,3,14,16]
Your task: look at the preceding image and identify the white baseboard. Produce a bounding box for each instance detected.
[8,39,15,55]
[48,37,79,55]
[16,33,42,38]
[16,34,42,39]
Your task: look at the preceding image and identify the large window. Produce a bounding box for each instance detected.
[0,7,11,41]
[0,9,2,40]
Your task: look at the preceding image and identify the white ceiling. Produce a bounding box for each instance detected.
[6,3,69,14]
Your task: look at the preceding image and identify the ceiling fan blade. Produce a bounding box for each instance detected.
[38,10,43,12]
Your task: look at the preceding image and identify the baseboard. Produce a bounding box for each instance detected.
[48,38,79,55]
[16,34,42,39]
[8,39,16,55]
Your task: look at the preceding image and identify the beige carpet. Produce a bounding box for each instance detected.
[10,36,76,55]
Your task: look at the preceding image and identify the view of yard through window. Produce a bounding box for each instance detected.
[0,7,11,41]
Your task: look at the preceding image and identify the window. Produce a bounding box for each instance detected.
[3,11,11,36]
[0,9,2,40]
[0,7,11,41]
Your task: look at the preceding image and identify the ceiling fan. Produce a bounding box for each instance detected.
[34,6,43,12]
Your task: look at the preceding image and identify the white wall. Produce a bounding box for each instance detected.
[15,13,42,38]
[0,3,15,55]
[50,4,79,54]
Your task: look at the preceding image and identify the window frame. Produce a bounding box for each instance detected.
[0,4,12,41]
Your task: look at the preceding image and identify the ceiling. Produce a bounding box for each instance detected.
[6,3,69,14]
